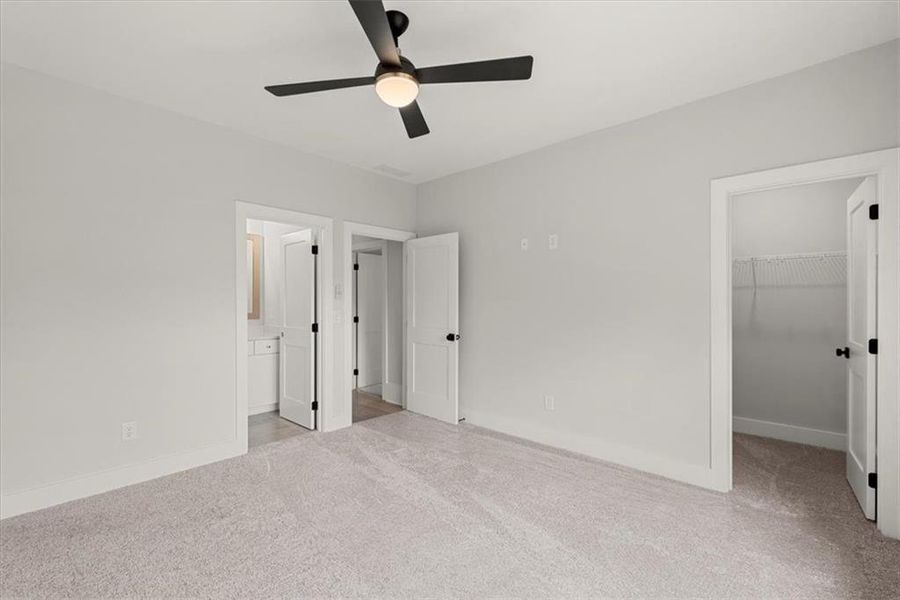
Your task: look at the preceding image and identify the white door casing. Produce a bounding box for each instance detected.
[280,230,316,430]
[405,233,459,424]
[845,176,877,519]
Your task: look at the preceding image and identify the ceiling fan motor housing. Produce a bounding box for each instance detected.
[375,55,417,79]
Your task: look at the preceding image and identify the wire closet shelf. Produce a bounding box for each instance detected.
[733,251,846,289]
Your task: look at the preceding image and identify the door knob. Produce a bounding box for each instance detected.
[836,347,850,359]
[446,333,460,341]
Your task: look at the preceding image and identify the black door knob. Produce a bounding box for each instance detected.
[446,333,460,341]
[836,347,850,359]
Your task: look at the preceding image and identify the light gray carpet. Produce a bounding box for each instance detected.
[1,412,898,599]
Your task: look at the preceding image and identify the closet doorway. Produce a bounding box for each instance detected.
[709,149,900,539]
[731,178,871,512]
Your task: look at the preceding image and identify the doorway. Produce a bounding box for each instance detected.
[709,149,900,539]
[730,177,870,514]
[351,235,404,423]
[245,219,318,447]
[341,222,461,427]
[235,202,334,450]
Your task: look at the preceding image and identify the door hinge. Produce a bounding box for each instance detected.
[353,368,359,376]
[311,400,319,411]
[868,338,878,355]
[869,204,879,220]
[868,472,877,489]
[311,323,319,333]
[311,244,319,255]
[353,315,359,323]
[354,263,360,271]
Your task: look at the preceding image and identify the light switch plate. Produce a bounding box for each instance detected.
[122,421,138,441]
[521,238,529,251]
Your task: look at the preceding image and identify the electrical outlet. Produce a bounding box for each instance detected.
[548,234,559,250]
[122,421,138,441]
[544,395,555,411]
[520,238,529,251]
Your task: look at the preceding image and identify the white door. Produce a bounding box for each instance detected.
[357,252,384,393]
[280,230,316,430]
[845,176,877,519]
[405,233,459,424]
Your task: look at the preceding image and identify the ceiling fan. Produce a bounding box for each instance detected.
[265,0,534,139]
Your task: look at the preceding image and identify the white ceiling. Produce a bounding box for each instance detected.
[1,1,897,183]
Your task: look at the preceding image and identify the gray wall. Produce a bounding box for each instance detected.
[0,64,416,497]
[732,178,861,437]
[416,41,898,477]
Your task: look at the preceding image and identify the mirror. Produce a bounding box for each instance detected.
[247,233,262,320]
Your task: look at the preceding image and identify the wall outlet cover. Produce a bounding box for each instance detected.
[548,234,559,250]
[544,395,555,411]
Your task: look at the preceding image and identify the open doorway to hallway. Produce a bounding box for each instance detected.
[351,234,404,423]
[341,222,460,429]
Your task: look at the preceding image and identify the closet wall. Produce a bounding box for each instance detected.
[732,178,863,449]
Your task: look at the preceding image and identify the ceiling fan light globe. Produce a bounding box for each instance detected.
[375,72,419,108]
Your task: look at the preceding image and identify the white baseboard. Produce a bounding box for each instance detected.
[382,382,402,405]
[463,408,721,491]
[249,402,278,416]
[361,383,383,396]
[733,416,846,451]
[0,440,245,520]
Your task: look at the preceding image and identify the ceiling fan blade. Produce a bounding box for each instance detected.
[399,101,429,138]
[265,76,374,97]
[348,0,401,68]
[416,56,534,84]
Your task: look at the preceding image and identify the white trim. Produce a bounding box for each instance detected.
[236,202,334,436]
[382,382,402,405]
[465,408,719,490]
[733,417,846,451]
[710,148,900,539]
[342,222,416,426]
[248,403,278,416]
[351,239,386,253]
[0,440,243,519]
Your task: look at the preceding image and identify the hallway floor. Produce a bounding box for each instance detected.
[352,388,403,423]
[1,414,898,599]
